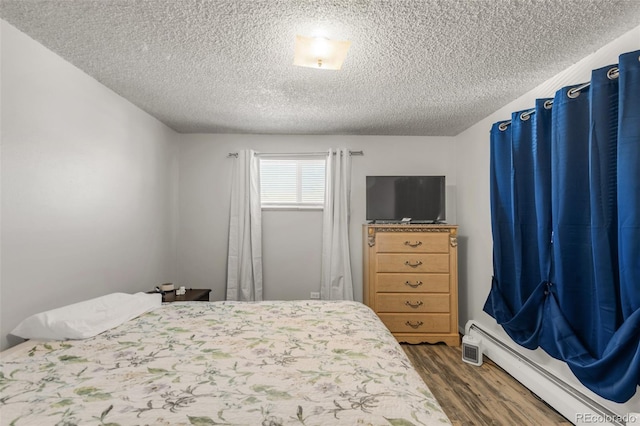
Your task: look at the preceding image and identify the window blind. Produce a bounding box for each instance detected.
[260,158,326,208]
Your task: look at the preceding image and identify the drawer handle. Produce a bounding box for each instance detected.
[405,300,423,308]
[404,281,423,288]
[404,241,423,248]
[405,321,424,329]
[405,260,423,268]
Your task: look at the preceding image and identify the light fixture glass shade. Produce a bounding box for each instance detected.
[293,35,351,70]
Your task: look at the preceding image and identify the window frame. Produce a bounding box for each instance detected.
[259,155,327,210]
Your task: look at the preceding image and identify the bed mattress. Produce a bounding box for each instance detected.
[0,300,450,425]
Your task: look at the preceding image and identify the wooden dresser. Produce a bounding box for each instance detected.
[363,224,459,346]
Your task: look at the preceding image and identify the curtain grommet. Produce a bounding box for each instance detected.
[567,88,581,99]
[520,110,534,121]
[567,82,590,99]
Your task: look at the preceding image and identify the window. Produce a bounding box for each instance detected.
[259,157,326,208]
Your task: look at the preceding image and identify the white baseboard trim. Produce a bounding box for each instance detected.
[464,320,635,426]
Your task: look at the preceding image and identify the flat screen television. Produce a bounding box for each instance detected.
[366,175,445,223]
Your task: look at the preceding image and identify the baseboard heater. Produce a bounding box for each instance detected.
[465,321,630,426]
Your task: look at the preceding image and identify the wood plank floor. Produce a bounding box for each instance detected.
[402,343,573,425]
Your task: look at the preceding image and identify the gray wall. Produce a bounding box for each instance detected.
[0,21,178,350]
[176,134,457,303]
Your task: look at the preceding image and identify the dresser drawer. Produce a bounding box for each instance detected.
[376,273,450,293]
[376,232,449,253]
[376,294,450,313]
[378,313,451,333]
[376,254,449,273]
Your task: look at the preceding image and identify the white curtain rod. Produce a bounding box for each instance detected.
[227,150,364,158]
[498,65,620,131]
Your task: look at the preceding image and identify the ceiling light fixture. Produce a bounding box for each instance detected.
[293,35,351,71]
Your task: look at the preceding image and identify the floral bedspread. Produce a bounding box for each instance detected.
[1,300,450,425]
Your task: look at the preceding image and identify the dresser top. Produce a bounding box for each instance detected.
[364,223,457,230]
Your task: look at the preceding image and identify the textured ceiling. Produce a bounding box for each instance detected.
[1,1,639,136]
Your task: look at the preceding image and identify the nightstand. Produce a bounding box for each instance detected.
[160,288,211,303]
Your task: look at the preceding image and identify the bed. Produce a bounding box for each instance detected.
[1,299,451,425]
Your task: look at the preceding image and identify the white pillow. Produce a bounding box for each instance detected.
[10,292,162,341]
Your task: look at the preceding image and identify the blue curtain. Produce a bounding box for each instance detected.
[484,50,640,403]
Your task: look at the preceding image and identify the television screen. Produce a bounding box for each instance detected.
[366,176,445,223]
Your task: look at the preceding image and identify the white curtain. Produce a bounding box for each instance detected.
[226,150,263,301]
[320,148,354,300]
